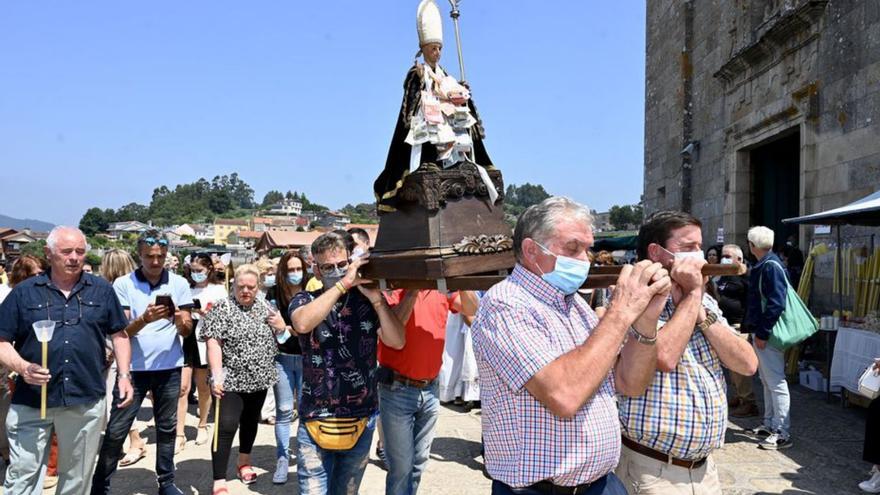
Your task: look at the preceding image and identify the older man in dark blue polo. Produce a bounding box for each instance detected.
[0,226,133,494]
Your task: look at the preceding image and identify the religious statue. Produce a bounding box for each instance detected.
[364,0,512,283]
[373,0,497,213]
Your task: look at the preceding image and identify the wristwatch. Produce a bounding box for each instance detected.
[697,311,719,332]
[117,373,132,381]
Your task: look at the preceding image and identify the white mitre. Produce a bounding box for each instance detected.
[417,0,443,47]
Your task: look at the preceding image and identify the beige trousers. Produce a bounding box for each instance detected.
[729,331,756,404]
[615,443,721,495]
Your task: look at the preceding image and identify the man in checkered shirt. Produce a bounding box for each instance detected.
[473,197,673,495]
[616,211,758,494]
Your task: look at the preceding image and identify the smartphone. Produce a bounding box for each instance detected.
[155,295,176,314]
[192,298,202,310]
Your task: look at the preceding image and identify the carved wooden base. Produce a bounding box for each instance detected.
[369,162,513,280]
[361,249,515,282]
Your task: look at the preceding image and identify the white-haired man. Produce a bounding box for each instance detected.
[473,197,671,494]
[744,226,792,449]
[0,226,133,494]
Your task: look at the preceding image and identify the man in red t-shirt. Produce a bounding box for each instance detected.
[378,289,477,495]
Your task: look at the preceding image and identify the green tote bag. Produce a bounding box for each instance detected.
[759,259,819,350]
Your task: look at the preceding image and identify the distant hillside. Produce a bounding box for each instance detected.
[0,214,55,233]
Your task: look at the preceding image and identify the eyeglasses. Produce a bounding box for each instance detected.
[318,260,349,273]
[141,237,169,247]
[47,295,83,327]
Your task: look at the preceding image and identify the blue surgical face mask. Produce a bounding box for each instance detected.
[287,272,303,285]
[534,241,591,295]
[191,272,208,284]
[322,267,346,289]
[264,274,276,288]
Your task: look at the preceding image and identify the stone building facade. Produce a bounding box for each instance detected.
[643,0,880,269]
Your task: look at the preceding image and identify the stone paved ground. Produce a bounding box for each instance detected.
[10,380,873,495]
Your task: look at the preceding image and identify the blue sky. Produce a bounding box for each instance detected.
[0,1,646,226]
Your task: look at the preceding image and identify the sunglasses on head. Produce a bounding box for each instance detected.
[142,237,169,247]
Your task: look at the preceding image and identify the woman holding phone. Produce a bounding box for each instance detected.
[177,254,228,451]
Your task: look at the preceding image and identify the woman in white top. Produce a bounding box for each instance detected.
[178,254,228,450]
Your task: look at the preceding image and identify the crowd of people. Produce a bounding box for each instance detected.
[0,196,877,494]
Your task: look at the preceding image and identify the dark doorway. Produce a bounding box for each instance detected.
[750,131,800,250]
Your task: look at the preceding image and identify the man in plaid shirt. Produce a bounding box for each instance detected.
[616,211,758,494]
[473,197,673,495]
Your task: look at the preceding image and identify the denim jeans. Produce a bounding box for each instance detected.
[274,353,303,459]
[754,342,791,437]
[378,380,440,495]
[491,474,627,495]
[296,414,376,495]
[5,398,106,495]
[91,368,182,495]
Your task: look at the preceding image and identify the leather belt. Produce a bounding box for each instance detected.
[527,478,600,494]
[622,436,707,470]
[382,367,435,389]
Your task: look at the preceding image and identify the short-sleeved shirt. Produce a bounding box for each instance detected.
[378,290,459,380]
[198,296,278,393]
[290,289,380,420]
[0,270,128,408]
[618,294,730,460]
[113,268,193,371]
[472,265,621,488]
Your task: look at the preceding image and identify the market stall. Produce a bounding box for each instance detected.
[783,190,880,402]
[829,325,880,395]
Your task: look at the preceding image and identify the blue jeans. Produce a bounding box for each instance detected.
[378,381,440,495]
[91,368,181,495]
[296,414,376,495]
[754,341,791,437]
[274,353,303,459]
[491,474,627,495]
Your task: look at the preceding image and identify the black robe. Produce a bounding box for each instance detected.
[373,64,493,212]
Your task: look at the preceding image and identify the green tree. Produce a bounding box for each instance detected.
[341,203,378,224]
[608,204,643,230]
[79,208,114,236]
[503,183,551,219]
[262,190,285,207]
[19,240,47,258]
[116,202,149,222]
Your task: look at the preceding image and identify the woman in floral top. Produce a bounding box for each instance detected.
[200,264,285,494]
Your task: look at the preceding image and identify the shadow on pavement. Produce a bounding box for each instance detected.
[429,437,486,476]
[726,375,869,495]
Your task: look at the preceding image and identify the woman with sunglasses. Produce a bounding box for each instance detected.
[267,250,310,484]
[178,254,228,451]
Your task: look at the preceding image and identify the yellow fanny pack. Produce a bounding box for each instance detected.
[305,417,369,451]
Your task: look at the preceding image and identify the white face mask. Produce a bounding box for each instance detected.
[720,258,734,265]
[659,245,705,261]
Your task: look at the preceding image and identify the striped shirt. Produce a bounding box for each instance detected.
[618,294,730,460]
[472,265,620,488]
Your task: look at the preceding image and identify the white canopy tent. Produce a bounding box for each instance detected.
[783,190,880,226]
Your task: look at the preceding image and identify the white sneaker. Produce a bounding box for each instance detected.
[273,457,289,484]
[758,433,792,450]
[860,471,880,493]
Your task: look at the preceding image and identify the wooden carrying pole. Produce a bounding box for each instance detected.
[366,263,744,291]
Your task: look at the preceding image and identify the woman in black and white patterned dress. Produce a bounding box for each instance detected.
[200,264,286,494]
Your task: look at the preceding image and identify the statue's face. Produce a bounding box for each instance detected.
[422,42,442,66]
